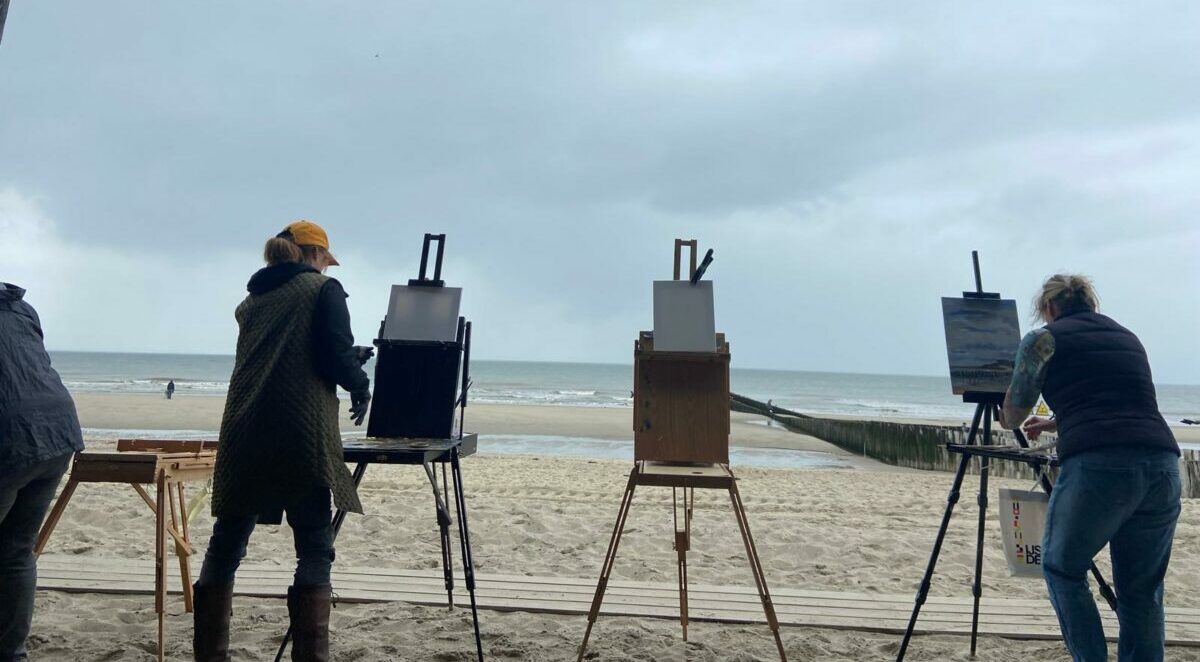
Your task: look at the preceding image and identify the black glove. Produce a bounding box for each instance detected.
[349,389,371,425]
[353,345,375,365]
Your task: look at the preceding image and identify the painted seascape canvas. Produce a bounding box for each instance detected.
[941,297,1021,395]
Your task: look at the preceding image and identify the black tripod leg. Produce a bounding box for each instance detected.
[450,448,484,662]
[425,461,455,609]
[896,405,984,662]
[970,411,993,657]
[275,461,369,662]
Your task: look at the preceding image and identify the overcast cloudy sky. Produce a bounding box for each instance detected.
[1,2,1197,383]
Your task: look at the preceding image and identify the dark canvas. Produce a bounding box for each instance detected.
[941,297,1021,395]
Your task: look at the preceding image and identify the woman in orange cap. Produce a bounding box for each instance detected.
[194,220,373,661]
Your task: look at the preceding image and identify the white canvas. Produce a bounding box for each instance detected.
[382,285,463,342]
[652,280,716,352]
[997,488,1048,579]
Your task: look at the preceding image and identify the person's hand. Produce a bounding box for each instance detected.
[349,389,371,425]
[1022,416,1057,441]
[353,346,375,365]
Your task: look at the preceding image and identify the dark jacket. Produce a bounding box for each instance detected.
[211,265,368,518]
[0,284,84,482]
[1042,311,1178,459]
[247,263,369,395]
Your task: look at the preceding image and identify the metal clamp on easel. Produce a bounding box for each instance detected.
[409,232,447,287]
[578,239,786,661]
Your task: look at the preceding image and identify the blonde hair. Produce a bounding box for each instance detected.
[1034,273,1099,323]
[263,236,303,265]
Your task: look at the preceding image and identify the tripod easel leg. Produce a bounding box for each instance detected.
[896,404,985,662]
[578,466,638,662]
[425,461,456,609]
[155,475,168,662]
[34,477,79,555]
[672,487,693,641]
[728,476,787,662]
[969,412,993,656]
[167,481,194,612]
[450,448,485,662]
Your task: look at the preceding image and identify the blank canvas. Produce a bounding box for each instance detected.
[653,280,717,352]
[382,285,462,342]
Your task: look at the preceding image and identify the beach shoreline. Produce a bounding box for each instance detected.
[71,391,1200,448]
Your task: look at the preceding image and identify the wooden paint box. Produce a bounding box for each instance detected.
[633,331,731,464]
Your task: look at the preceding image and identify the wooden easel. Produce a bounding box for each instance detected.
[579,239,786,660]
[34,439,218,662]
[577,462,786,661]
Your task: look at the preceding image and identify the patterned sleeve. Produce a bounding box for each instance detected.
[1006,328,1055,410]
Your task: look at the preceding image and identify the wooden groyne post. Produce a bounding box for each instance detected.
[731,392,1200,497]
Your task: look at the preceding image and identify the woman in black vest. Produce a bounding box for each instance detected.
[194,221,373,662]
[1000,274,1179,662]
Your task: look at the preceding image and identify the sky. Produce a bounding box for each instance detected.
[1,2,1197,383]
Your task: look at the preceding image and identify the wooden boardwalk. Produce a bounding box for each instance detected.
[37,555,1200,645]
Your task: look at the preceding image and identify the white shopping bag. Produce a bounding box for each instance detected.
[997,488,1048,578]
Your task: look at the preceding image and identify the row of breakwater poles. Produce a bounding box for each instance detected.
[730,392,1200,497]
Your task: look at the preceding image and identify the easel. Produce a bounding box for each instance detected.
[578,239,786,661]
[33,439,219,662]
[276,233,484,661]
[577,462,786,661]
[895,252,1117,660]
[273,434,484,662]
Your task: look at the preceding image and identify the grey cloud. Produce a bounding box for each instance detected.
[1,1,1197,382]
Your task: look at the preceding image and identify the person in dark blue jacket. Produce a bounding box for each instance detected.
[0,282,84,660]
[1000,274,1179,662]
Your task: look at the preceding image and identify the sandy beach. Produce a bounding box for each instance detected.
[26,396,1200,660]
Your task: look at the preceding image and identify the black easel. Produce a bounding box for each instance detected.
[274,234,483,662]
[895,251,1116,661]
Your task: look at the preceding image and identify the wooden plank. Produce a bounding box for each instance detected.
[39,555,1200,617]
[71,461,158,484]
[34,557,1200,645]
[118,439,218,453]
[42,555,1200,616]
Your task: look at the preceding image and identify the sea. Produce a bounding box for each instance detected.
[51,351,1200,427]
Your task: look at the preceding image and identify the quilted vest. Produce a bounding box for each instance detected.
[212,271,362,517]
[1042,311,1178,460]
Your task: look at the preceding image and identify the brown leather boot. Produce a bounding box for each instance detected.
[192,582,234,661]
[287,584,332,662]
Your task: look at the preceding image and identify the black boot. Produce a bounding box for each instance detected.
[287,584,332,662]
[192,582,234,662]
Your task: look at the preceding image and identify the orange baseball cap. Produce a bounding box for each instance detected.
[283,220,340,266]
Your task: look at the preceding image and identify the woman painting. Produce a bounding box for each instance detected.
[1000,274,1179,662]
[193,221,373,661]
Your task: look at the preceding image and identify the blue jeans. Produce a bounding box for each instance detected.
[0,454,72,662]
[197,488,335,588]
[1043,447,1181,662]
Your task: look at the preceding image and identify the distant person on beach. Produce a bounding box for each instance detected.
[0,282,84,659]
[194,221,373,661]
[999,274,1179,662]
[166,380,175,400]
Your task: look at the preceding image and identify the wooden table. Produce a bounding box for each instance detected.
[34,439,218,662]
[578,461,786,661]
